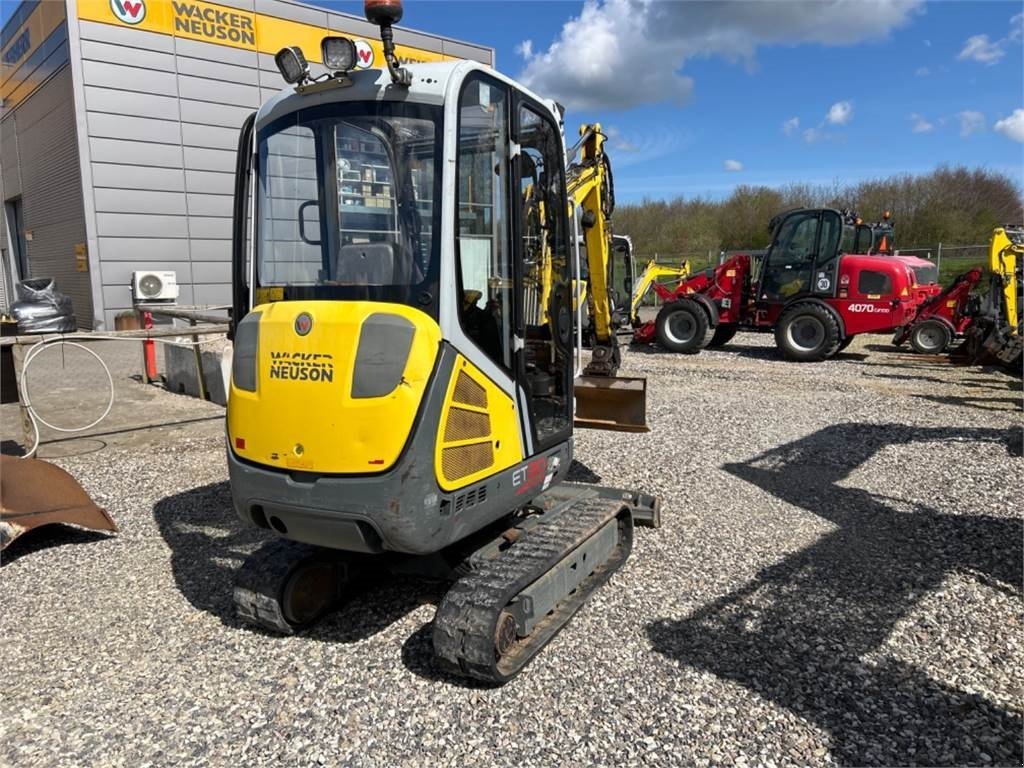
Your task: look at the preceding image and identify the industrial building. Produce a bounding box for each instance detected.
[0,0,491,328]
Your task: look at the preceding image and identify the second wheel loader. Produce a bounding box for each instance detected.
[632,207,939,361]
[224,0,658,684]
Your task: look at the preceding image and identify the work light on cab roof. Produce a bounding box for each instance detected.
[273,0,409,88]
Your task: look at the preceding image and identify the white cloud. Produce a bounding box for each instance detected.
[723,159,744,172]
[909,113,934,133]
[826,100,854,125]
[994,108,1024,143]
[957,34,1005,64]
[915,66,930,76]
[782,116,800,136]
[923,39,931,47]
[957,110,985,137]
[803,127,825,144]
[1011,13,1023,42]
[514,39,533,59]
[516,0,921,111]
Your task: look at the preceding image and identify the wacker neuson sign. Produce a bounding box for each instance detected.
[78,0,451,64]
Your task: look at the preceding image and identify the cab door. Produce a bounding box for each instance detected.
[511,96,573,451]
[758,210,820,303]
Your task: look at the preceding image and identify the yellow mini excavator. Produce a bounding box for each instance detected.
[225,0,658,683]
[628,258,692,328]
[960,225,1022,370]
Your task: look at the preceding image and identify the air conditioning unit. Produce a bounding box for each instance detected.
[131,270,179,303]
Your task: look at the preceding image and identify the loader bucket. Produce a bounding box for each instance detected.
[0,455,116,551]
[574,375,648,433]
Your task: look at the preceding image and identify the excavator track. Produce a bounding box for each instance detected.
[433,495,633,683]
[234,539,351,635]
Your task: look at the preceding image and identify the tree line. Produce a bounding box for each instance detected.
[612,166,1023,262]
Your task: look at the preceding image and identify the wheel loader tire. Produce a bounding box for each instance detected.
[706,323,738,348]
[655,299,711,354]
[909,319,952,354]
[775,302,841,362]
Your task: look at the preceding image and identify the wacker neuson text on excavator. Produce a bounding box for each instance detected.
[224,0,659,683]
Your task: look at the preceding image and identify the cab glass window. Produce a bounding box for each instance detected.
[857,269,892,295]
[455,76,513,371]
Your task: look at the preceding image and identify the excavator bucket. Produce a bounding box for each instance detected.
[574,375,648,433]
[0,455,116,551]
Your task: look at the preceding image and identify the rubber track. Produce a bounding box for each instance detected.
[433,496,633,683]
[233,538,326,635]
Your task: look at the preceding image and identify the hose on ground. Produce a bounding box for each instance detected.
[17,334,227,459]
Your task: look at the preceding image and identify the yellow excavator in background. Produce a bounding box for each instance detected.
[628,258,692,328]
[960,225,1022,370]
[224,0,658,683]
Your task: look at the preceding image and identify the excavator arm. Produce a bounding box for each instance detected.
[564,124,648,431]
[567,124,620,376]
[630,258,691,326]
[960,225,1023,368]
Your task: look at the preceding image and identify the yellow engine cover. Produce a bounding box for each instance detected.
[228,301,441,474]
[434,354,523,492]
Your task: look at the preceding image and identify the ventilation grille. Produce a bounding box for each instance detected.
[453,485,488,514]
[453,372,487,408]
[444,407,491,442]
[442,443,494,482]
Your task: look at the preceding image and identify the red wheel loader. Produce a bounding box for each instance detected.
[632,208,940,361]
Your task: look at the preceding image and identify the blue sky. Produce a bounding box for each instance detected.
[324,0,1024,203]
[6,0,1022,203]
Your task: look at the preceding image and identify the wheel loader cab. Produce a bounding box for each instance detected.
[227,60,578,555]
[757,208,847,304]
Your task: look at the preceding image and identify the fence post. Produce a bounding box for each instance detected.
[936,242,942,273]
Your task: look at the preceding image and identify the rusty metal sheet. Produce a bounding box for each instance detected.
[0,455,117,550]
[574,375,648,433]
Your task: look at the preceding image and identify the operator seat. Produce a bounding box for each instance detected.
[333,242,410,285]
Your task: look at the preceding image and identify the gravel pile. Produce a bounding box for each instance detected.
[2,334,1021,766]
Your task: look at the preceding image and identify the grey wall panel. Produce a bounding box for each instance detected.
[185,170,235,195]
[179,99,253,130]
[92,163,186,192]
[177,74,258,107]
[90,138,183,168]
[192,283,230,305]
[443,40,492,64]
[101,260,192,287]
[175,55,260,86]
[94,188,188,216]
[81,59,178,95]
[183,146,236,173]
[96,213,187,238]
[77,20,174,53]
[191,260,232,283]
[0,117,20,198]
[186,193,233,217]
[84,86,180,120]
[188,216,231,239]
[173,36,258,68]
[88,112,183,145]
[9,66,92,327]
[256,0,326,27]
[79,39,175,72]
[189,239,231,260]
[326,13,377,37]
[181,122,240,150]
[97,237,192,261]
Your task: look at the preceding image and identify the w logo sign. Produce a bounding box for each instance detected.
[110,0,146,25]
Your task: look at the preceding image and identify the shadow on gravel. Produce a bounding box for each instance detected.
[648,423,1023,766]
[153,482,435,643]
[912,393,1023,412]
[567,458,602,484]
[1,526,111,566]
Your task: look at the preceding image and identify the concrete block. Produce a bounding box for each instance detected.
[164,340,230,406]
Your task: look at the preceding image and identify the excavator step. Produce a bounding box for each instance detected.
[432,493,633,683]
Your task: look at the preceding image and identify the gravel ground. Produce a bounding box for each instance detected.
[2,334,1021,767]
